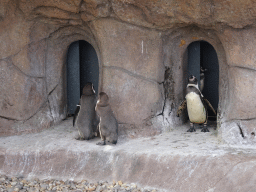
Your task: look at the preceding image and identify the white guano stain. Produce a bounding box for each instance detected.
[141,40,144,54]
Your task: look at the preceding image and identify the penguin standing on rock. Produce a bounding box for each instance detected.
[95,92,118,145]
[177,75,216,132]
[73,82,98,140]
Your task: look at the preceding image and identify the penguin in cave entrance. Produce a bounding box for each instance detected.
[177,75,216,132]
[200,66,207,92]
[179,40,219,130]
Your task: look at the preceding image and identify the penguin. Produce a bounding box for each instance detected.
[73,82,98,140]
[200,67,207,92]
[95,92,118,145]
[177,75,216,132]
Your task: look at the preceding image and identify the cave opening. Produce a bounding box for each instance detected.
[187,41,219,121]
[66,40,99,115]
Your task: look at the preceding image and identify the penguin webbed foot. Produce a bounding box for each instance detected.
[187,127,196,132]
[201,127,210,132]
[96,141,106,145]
[201,122,209,132]
[75,135,84,140]
[109,140,117,145]
[187,123,196,132]
[75,133,94,140]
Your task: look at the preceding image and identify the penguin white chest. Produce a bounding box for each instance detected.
[185,92,206,124]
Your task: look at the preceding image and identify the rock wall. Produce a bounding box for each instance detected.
[1,0,256,144]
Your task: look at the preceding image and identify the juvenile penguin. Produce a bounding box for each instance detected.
[200,67,207,92]
[73,82,98,140]
[177,75,216,132]
[95,92,118,145]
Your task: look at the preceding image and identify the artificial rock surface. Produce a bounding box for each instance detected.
[0,119,256,192]
[1,0,256,145]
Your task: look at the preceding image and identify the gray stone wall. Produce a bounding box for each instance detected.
[1,0,256,144]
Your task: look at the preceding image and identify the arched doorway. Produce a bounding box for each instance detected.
[187,41,219,120]
[66,40,99,115]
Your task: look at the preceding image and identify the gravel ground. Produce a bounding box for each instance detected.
[0,175,158,192]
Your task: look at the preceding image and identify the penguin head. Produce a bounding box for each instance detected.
[200,67,207,73]
[98,92,109,106]
[188,75,198,85]
[82,82,95,96]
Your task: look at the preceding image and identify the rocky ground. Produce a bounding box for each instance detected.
[0,175,158,192]
[1,120,256,192]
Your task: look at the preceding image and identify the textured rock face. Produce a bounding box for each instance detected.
[0,0,256,144]
[227,67,256,120]
[217,28,256,144]
[91,19,164,130]
[82,0,256,29]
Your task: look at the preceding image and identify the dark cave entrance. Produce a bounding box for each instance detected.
[187,41,219,120]
[66,40,99,115]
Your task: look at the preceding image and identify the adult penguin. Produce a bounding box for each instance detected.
[177,75,216,132]
[73,82,98,140]
[95,92,118,145]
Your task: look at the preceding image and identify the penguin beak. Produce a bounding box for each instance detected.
[189,75,195,81]
[200,68,208,72]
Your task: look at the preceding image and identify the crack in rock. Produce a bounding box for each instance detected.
[237,122,245,138]
[231,65,256,72]
[104,65,159,84]
[0,116,17,121]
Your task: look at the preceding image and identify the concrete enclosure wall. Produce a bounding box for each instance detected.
[1,0,256,144]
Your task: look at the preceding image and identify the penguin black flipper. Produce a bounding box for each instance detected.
[177,100,187,117]
[73,105,80,126]
[203,98,216,115]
